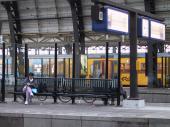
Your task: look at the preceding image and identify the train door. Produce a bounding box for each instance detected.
[92,61,101,78]
[112,60,118,78]
[92,60,113,79]
[162,57,170,88]
[42,59,50,77]
[108,60,114,79]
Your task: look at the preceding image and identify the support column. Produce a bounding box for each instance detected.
[105,42,109,79]
[72,43,76,104]
[129,12,138,99]
[153,43,158,87]
[1,1,24,77]
[54,43,57,103]
[0,21,2,34]
[14,43,17,102]
[67,0,85,78]
[25,44,28,77]
[123,12,145,108]
[147,42,154,88]
[117,42,121,106]
[1,43,5,102]
[144,0,159,88]
[67,0,85,54]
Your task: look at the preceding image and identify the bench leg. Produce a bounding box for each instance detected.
[71,97,75,104]
[53,95,57,103]
[103,98,108,105]
[111,97,115,105]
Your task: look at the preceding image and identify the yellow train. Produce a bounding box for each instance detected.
[4,54,168,87]
[86,54,168,87]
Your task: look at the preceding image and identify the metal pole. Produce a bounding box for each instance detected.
[1,43,5,102]
[117,42,121,106]
[63,58,66,78]
[68,58,70,78]
[72,43,75,104]
[24,44,28,77]
[129,11,138,99]
[41,59,43,77]
[104,42,109,105]
[14,43,17,102]
[145,53,148,76]
[105,42,109,79]
[161,57,164,87]
[54,43,57,103]
[165,57,167,88]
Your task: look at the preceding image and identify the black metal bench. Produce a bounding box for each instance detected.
[11,77,120,105]
[9,91,54,101]
[12,77,56,102]
[55,78,119,105]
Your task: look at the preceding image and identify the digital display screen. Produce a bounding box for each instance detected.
[151,21,165,41]
[142,18,149,37]
[107,8,129,33]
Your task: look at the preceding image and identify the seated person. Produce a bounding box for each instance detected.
[23,72,37,105]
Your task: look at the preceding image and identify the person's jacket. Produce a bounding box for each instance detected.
[23,77,36,89]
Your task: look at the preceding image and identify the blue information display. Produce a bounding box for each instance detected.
[138,17,165,41]
[92,5,165,41]
[138,17,149,38]
[150,20,165,41]
[92,6,129,35]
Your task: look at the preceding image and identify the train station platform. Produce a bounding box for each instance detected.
[0,99,170,127]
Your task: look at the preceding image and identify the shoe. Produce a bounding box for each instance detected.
[30,92,34,96]
[25,101,28,105]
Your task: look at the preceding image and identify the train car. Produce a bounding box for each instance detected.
[1,53,170,87]
[87,54,166,87]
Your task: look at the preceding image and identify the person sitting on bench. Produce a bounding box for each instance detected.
[23,72,37,105]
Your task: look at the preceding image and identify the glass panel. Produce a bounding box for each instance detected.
[17,45,25,77]
[50,59,54,76]
[65,58,70,78]
[42,59,49,77]
[29,59,42,77]
[70,59,72,78]
[57,59,64,77]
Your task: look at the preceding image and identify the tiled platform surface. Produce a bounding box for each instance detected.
[0,99,170,127]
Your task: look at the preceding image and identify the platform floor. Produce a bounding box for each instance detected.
[0,99,170,127]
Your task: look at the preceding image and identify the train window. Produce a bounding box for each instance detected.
[125,63,130,70]
[157,63,162,72]
[141,63,145,71]
[121,63,129,72]
[121,63,125,70]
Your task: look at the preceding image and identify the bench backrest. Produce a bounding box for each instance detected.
[56,78,118,94]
